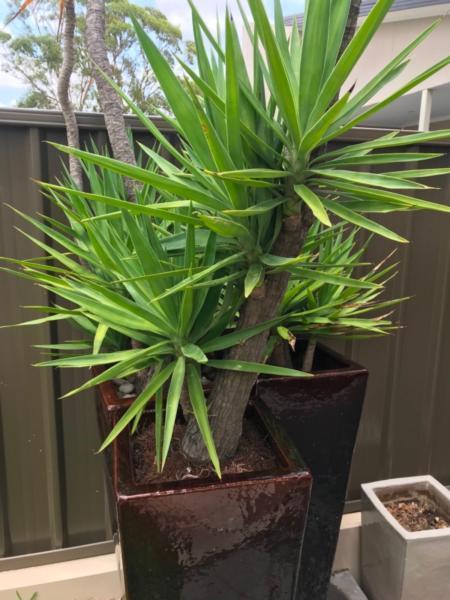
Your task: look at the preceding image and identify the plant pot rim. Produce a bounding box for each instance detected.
[263,342,368,382]
[362,475,450,541]
[96,343,367,416]
[97,378,311,501]
[312,343,367,375]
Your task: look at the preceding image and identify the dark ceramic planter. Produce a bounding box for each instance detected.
[97,379,312,600]
[257,344,368,600]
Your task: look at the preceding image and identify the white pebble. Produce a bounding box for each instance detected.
[119,382,135,395]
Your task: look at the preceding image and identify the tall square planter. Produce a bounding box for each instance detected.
[257,344,368,600]
[97,379,312,600]
[361,475,450,600]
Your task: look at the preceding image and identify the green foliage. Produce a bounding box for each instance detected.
[3,0,450,474]
[16,592,38,600]
[280,224,404,340]
[2,152,311,477]
[1,0,192,112]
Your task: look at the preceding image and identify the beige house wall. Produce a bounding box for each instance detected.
[349,14,450,103]
[244,6,450,110]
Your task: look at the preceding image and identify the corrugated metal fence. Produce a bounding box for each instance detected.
[1,109,449,564]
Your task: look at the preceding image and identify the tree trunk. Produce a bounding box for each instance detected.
[85,0,153,382]
[270,341,294,369]
[341,0,362,58]
[57,0,83,189]
[182,204,313,461]
[181,1,363,464]
[85,0,137,200]
[302,337,318,373]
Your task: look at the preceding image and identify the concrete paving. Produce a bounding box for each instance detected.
[328,570,368,600]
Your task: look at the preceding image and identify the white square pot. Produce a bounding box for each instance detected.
[361,475,450,600]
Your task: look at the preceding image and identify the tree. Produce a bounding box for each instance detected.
[85,0,138,200]
[57,0,83,188]
[3,0,82,185]
[1,0,190,113]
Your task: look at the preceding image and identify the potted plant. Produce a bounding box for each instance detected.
[260,225,401,599]
[5,152,315,599]
[361,475,450,600]
[3,0,450,598]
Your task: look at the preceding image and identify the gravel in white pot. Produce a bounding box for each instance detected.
[361,475,450,600]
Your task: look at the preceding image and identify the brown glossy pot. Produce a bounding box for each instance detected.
[257,343,368,600]
[97,379,312,600]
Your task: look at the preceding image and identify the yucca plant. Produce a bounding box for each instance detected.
[3,0,450,473]
[275,224,404,370]
[4,156,384,473]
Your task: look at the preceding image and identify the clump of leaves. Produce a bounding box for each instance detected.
[281,224,404,341]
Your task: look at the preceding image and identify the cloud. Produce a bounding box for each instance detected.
[0,72,27,107]
[1,72,26,90]
[151,0,306,41]
[153,0,252,39]
[0,15,26,102]
[283,0,305,16]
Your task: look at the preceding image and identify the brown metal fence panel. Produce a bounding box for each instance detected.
[324,136,450,500]
[1,124,64,558]
[0,110,176,562]
[0,109,449,560]
[347,143,450,498]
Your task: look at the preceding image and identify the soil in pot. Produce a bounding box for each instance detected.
[380,490,450,532]
[132,416,278,484]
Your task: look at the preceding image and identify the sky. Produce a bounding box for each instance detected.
[0,0,306,107]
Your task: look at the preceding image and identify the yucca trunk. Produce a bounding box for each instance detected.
[182,204,313,461]
[182,0,363,463]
